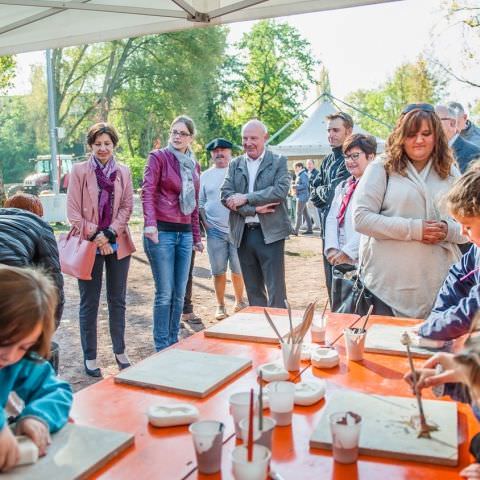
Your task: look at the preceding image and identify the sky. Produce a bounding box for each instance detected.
[9,0,480,113]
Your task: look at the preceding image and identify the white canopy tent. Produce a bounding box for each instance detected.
[270,98,385,161]
[0,0,401,55]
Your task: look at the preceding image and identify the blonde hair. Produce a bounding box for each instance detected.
[385,109,454,179]
[445,166,480,217]
[0,265,57,359]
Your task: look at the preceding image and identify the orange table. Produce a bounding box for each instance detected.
[71,309,478,479]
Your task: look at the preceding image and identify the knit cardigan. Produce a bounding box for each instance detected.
[352,157,466,319]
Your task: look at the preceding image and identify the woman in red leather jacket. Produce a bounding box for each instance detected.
[141,115,203,351]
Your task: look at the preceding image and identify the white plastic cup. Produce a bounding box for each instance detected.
[311,316,327,343]
[281,342,302,371]
[344,328,367,361]
[329,411,362,464]
[266,381,295,426]
[229,392,259,439]
[239,416,277,451]
[189,420,224,474]
[231,444,271,480]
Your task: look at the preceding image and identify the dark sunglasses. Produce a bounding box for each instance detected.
[401,103,435,115]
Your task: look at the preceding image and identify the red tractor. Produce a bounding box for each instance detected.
[22,154,75,195]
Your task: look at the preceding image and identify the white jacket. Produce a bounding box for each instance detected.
[353,157,465,319]
[324,178,360,263]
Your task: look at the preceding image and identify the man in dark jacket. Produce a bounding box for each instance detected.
[0,207,64,327]
[436,104,480,173]
[310,112,353,299]
[448,101,480,148]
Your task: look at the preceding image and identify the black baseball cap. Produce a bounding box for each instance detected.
[206,138,233,151]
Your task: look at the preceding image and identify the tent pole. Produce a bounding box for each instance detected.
[46,48,60,195]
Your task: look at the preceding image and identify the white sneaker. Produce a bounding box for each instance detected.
[215,305,227,320]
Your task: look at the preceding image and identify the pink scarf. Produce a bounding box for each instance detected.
[336,177,358,227]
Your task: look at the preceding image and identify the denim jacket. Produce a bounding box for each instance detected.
[0,357,72,432]
[419,245,480,340]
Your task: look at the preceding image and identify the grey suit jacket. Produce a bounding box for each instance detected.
[220,149,292,247]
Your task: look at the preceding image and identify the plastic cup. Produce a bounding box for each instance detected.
[231,444,271,480]
[281,342,302,371]
[329,411,362,464]
[311,316,327,343]
[266,381,295,426]
[344,328,367,361]
[189,420,224,474]
[229,392,259,439]
[239,416,277,451]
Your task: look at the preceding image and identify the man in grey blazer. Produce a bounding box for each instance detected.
[221,120,291,308]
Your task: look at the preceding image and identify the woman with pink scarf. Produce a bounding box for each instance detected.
[67,123,135,377]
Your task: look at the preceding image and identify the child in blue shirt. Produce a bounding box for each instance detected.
[419,166,480,339]
[0,265,72,472]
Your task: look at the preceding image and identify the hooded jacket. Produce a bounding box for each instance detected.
[0,208,64,327]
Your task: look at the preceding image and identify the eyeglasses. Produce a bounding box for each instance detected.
[401,103,435,115]
[345,152,363,161]
[170,130,191,138]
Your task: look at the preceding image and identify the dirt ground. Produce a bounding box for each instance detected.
[54,224,328,392]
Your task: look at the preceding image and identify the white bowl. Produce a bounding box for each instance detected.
[294,380,326,406]
[148,403,199,427]
[256,362,289,382]
[311,347,339,368]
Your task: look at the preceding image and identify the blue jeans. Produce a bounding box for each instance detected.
[206,227,242,275]
[144,230,193,351]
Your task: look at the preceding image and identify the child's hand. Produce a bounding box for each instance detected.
[16,419,50,456]
[461,462,480,479]
[0,425,19,471]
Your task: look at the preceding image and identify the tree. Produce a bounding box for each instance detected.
[226,20,319,140]
[346,57,445,138]
[0,55,16,204]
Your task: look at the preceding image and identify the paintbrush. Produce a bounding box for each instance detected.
[258,371,263,431]
[400,331,436,438]
[327,314,363,347]
[284,299,294,345]
[292,301,317,358]
[264,308,285,344]
[361,305,374,331]
[247,388,254,462]
[321,298,329,320]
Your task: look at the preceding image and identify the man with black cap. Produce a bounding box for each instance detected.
[200,138,247,320]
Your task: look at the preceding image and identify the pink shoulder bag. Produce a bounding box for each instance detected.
[58,225,97,280]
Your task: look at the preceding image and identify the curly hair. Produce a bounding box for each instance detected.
[445,163,480,217]
[4,193,44,217]
[384,109,454,179]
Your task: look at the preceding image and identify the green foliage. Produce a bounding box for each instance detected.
[226,20,319,141]
[0,97,38,183]
[0,56,15,92]
[346,57,445,138]
[120,154,146,189]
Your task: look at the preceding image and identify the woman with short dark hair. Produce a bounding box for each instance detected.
[353,104,466,318]
[67,122,135,377]
[142,115,203,351]
[324,133,377,267]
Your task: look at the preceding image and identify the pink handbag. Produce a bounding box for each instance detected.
[58,228,97,280]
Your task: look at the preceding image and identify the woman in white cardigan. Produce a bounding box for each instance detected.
[324,134,377,266]
[353,103,466,319]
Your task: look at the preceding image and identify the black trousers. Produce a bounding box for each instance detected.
[322,240,333,305]
[237,225,286,308]
[183,250,195,314]
[78,253,130,360]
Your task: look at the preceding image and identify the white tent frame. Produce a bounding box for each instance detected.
[0,0,402,55]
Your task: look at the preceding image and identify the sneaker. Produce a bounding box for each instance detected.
[182,312,203,324]
[215,305,228,320]
[233,301,249,313]
[301,230,313,235]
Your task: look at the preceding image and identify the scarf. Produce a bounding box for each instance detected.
[336,176,358,227]
[167,143,196,215]
[90,155,117,230]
